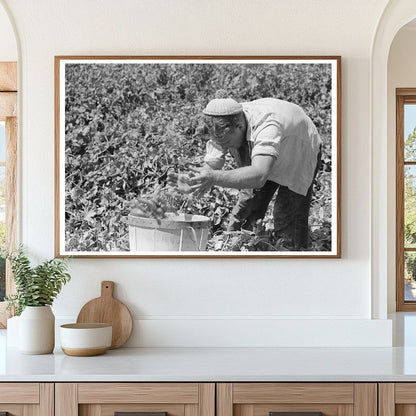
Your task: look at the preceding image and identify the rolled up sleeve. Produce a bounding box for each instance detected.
[204,140,226,169]
[250,124,280,159]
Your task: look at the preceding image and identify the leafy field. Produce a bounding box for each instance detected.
[64,62,333,252]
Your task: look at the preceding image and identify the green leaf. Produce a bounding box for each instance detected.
[5,245,71,315]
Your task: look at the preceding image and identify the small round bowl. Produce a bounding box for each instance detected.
[60,323,112,357]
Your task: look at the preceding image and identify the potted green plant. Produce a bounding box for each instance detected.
[4,246,71,354]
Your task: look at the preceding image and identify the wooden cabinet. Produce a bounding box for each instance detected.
[0,383,53,415]
[55,383,215,416]
[0,381,411,416]
[217,383,377,416]
[53,382,379,416]
[379,383,416,416]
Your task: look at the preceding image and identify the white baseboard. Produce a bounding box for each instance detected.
[53,316,394,348]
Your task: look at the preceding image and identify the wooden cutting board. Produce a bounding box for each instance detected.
[76,281,133,349]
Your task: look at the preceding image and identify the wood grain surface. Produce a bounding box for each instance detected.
[55,383,78,416]
[354,383,377,416]
[379,383,395,416]
[232,383,354,404]
[0,92,16,121]
[0,383,39,403]
[76,281,133,348]
[77,383,199,404]
[0,62,17,92]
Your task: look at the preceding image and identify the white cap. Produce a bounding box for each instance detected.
[203,90,243,116]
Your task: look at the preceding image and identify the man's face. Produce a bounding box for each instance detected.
[212,115,246,149]
[213,126,244,149]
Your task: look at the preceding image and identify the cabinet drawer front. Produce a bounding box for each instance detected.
[0,383,39,403]
[233,384,354,404]
[237,403,341,416]
[395,383,416,403]
[80,403,186,416]
[78,383,200,404]
[0,405,26,416]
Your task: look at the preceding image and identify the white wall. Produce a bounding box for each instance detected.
[387,26,416,312]
[0,0,393,347]
[0,3,16,61]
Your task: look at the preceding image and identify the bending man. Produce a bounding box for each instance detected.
[179,91,321,250]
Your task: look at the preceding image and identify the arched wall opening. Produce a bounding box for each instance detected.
[387,18,416,313]
[371,0,416,318]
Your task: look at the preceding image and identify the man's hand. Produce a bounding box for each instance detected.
[189,155,275,193]
[167,170,194,194]
[188,165,216,197]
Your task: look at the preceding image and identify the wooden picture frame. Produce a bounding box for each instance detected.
[55,56,341,258]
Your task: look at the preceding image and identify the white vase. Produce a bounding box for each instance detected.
[6,315,20,347]
[19,306,55,354]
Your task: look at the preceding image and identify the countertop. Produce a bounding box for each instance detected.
[2,313,416,382]
[3,345,416,382]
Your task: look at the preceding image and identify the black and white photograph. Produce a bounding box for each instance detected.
[55,56,341,257]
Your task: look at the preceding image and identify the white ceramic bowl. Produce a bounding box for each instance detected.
[60,323,112,356]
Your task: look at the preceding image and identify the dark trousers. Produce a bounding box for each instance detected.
[227,152,321,250]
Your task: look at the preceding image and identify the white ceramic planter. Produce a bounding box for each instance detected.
[19,305,55,354]
[6,315,20,347]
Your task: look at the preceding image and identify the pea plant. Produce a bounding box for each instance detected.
[64,62,333,252]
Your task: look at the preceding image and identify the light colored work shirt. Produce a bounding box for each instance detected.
[204,98,322,196]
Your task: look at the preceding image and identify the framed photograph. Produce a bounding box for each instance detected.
[55,56,341,258]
